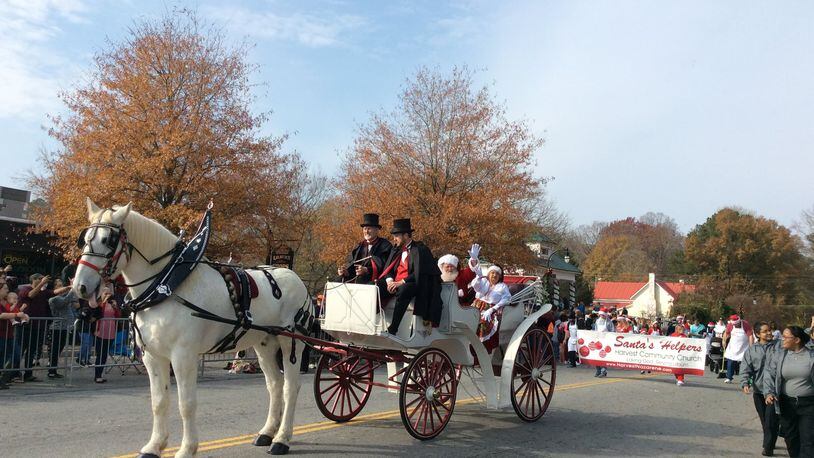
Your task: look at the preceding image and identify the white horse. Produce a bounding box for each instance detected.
[72,199,309,457]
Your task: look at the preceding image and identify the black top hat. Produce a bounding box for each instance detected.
[390,218,414,234]
[360,213,382,228]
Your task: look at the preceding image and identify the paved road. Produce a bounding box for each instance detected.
[1,364,777,457]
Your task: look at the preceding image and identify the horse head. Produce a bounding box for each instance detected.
[73,197,132,306]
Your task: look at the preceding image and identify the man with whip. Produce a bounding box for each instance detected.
[337,213,393,284]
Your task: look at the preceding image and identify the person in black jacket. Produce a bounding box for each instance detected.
[337,213,392,284]
[376,218,442,335]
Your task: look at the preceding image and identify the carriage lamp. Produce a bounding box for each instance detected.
[563,249,571,265]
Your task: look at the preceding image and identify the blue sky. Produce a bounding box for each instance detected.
[1,0,812,233]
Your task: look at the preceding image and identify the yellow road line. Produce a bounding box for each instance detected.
[113,374,654,457]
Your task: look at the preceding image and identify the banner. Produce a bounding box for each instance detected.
[576,331,707,376]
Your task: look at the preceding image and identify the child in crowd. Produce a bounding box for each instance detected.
[670,324,689,386]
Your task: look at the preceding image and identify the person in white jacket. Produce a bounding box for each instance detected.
[467,244,512,353]
[592,309,614,377]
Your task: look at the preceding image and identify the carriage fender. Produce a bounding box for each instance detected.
[452,328,499,410]
[498,304,553,409]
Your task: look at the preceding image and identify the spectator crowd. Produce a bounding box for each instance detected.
[0,264,126,389]
[549,300,814,457]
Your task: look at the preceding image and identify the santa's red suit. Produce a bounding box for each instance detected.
[456,266,476,306]
[437,254,476,306]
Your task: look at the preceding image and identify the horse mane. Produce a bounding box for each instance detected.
[107,206,178,259]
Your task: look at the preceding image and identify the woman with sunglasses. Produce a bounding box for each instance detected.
[764,326,814,457]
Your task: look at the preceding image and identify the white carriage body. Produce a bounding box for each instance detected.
[321,280,553,410]
[321,282,480,365]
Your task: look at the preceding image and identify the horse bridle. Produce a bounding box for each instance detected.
[77,221,182,286]
[76,222,129,281]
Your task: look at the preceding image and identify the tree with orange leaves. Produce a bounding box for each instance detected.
[29,12,306,261]
[319,67,553,271]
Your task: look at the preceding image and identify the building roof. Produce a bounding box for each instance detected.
[540,252,580,273]
[594,282,645,301]
[594,278,696,301]
[528,233,556,243]
[657,281,696,297]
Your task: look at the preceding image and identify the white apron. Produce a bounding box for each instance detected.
[723,326,749,361]
[567,322,579,352]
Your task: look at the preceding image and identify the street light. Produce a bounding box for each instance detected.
[546,247,571,272]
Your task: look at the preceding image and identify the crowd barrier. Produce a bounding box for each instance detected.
[0,317,331,385]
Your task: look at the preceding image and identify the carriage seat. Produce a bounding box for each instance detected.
[438,282,479,333]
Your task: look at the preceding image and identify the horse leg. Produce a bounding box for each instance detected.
[268,335,304,455]
[172,352,200,458]
[138,352,171,458]
[252,337,283,447]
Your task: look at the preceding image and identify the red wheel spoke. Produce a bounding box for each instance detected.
[404,395,423,409]
[330,384,344,415]
[351,361,371,377]
[517,378,531,406]
[436,399,452,413]
[422,401,432,434]
[411,399,427,429]
[514,376,531,396]
[349,379,370,393]
[409,396,426,419]
[538,380,549,402]
[320,382,342,402]
[347,383,363,406]
[317,374,340,382]
[427,401,436,433]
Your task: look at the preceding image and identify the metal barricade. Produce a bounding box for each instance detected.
[0,315,335,385]
[0,316,142,385]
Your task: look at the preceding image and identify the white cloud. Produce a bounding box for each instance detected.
[0,0,88,119]
[202,5,366,48]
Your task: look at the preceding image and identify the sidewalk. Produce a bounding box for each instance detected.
[0,363,270,396]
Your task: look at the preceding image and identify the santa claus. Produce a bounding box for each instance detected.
[437,253,476,306]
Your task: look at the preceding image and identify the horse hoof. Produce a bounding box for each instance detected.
[268,442,290,455]
[137,454,160,458]
[253,434,273,446]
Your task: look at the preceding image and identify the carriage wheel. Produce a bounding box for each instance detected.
[314,353,374,422]
[510,327,556,422]
[399,348,457,440]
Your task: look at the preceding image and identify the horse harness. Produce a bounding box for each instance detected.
[78,206,313,359]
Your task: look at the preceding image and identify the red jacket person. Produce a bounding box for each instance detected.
[376,218,442,335]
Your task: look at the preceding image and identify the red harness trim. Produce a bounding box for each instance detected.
[78,259,101,272]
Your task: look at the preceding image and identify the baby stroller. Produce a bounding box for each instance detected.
[707,336,724,374]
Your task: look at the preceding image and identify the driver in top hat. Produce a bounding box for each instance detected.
[376,218,442,335]
[337,213,393,284]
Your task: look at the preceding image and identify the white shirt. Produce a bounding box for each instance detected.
[401,242,412,262]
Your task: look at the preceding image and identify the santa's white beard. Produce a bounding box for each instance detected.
[440,270,459,283]
[596,318,608,328]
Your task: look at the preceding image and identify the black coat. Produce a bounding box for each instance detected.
[338,237,393,284]
[380,241,443,325]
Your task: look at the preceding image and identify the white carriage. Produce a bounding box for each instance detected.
[313,280,557,439]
